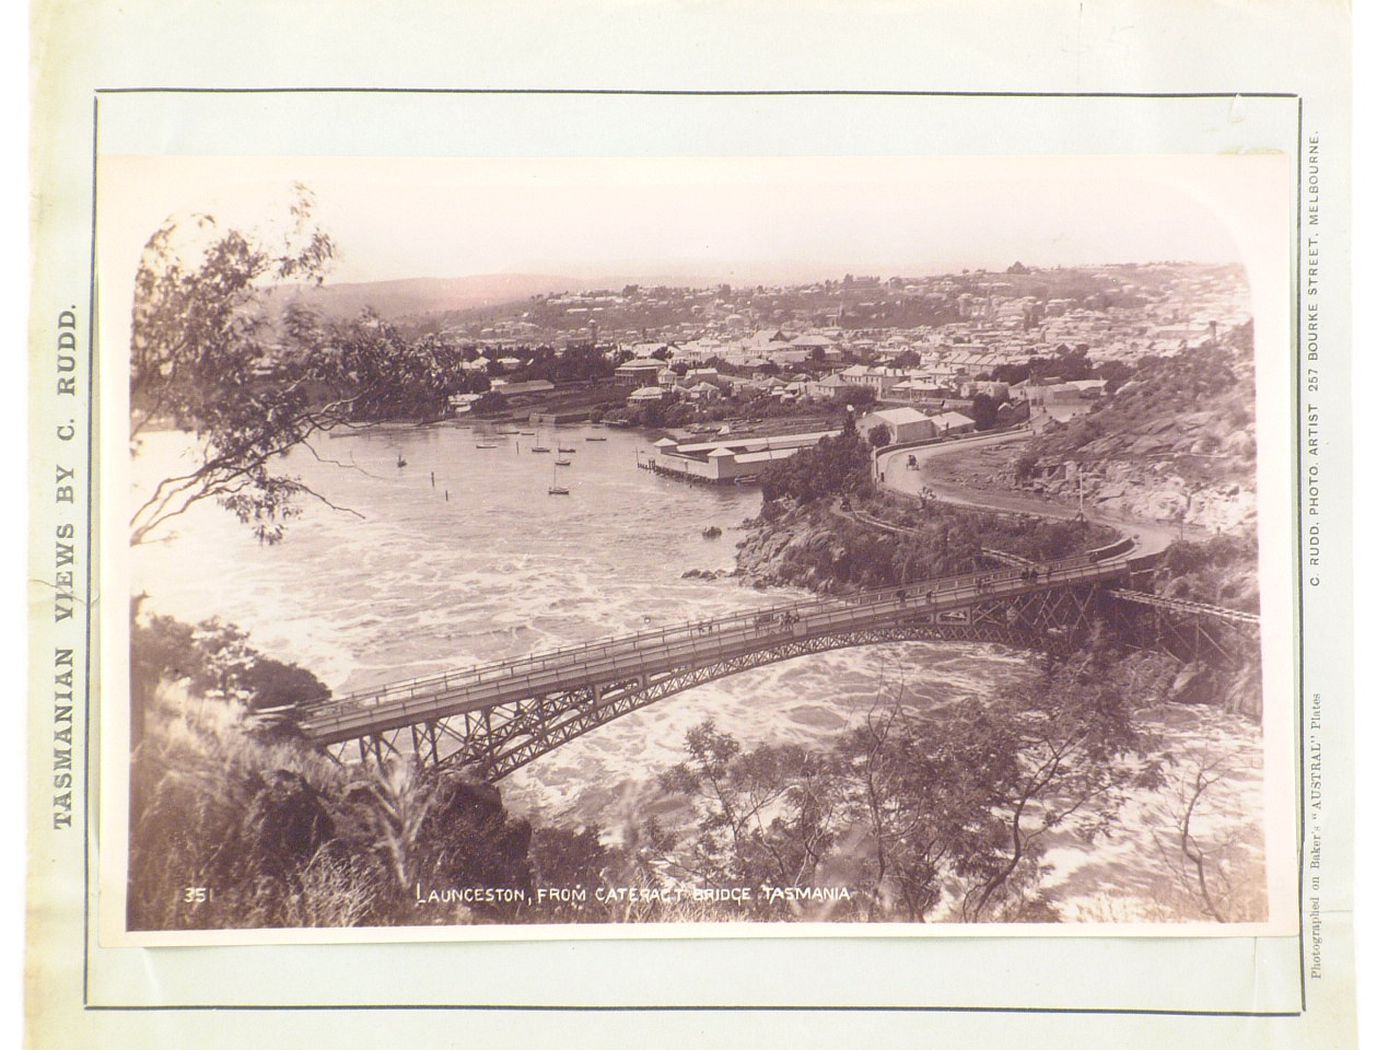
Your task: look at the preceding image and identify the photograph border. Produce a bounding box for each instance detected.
[80,86,1307,1018]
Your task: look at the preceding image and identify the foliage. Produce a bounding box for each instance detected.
[970,393,1000,430]
[991,362,1032,386]
[129,188,343,545]
[843,386,878,408]
[868,423,891,449]
[460,371,493,394]
[1146,753,1267,922]
[655,645,1164,922]
[760,431,872,504]
[472,390,510,414]
[518,343,616,385]
[739,498,1115,593]
[657,721,851,917]
[127,636,533,929]
[130,606,330,715]
[128,191,496,544]
[1156,533,1259,613]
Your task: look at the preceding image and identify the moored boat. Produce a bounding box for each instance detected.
[548,463,570,495]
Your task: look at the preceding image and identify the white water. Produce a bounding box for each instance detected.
[131,423,1033,834]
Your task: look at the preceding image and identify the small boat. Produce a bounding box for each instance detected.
[531,445,551,453]
[556,445,577,453]
[555,458,572,467]
[548,463,570,495]
[396,455,407,468]
[476,442,500,449]
[498,429,520,435]
[584,436,607,442]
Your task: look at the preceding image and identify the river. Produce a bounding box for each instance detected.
[131,422,1036,834]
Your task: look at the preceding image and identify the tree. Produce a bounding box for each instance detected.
[955,645,1165,920]
[128,187,351,546]
[471,390,510,415]
[970,393,1000,431]
[653,642,1163,923]
[868,423,892,449]
[837,696,1018,921]
[844,386,877,409]
[658,721,845,911]
[1093,358,1133,393]
[460,371,492,395]
[761,431,871,504]
[1148,753,1266,922]
[991,362,1031,386]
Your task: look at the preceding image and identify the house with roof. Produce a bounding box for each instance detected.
[490,379,555,398]
[681,380,723,401]
[927,410,976,437]
[841,364,911,398]
[614,358,666,387]
[813,373,857,400]
[858,406,936,444]
[889,378,953,404]
[627,385,667,405]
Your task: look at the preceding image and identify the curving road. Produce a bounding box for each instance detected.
[873,429,1200,558]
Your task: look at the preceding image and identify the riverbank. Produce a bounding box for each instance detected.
[732,495,1117,593]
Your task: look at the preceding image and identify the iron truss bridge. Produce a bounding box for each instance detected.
[298,542,1243,780]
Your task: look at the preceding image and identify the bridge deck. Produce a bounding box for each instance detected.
[1106,587,1260,625]
[298,550,1139,746]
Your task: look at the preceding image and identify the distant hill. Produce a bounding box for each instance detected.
[267,273,588,320]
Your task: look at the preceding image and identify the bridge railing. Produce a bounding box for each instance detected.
[298,553,1140,740]
[297,546,1139,730]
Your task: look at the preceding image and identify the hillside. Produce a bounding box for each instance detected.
[1013,325,1257,534]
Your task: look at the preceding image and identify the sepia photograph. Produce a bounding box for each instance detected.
[108,153,1286,936]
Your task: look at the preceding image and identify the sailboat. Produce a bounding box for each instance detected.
[548,462,570,495]
[584,435,607,442]
[556,443,577,453]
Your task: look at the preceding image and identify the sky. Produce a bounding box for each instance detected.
[100,153,1288,289]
